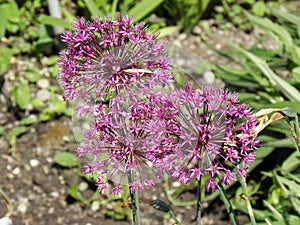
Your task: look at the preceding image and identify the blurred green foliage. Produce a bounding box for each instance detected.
[0,0,300,224]
[209,3,300,224]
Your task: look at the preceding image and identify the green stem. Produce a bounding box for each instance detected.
[127,171,141,225]
[169,210,181,225]
[216,176,239,225]
[239,176,256,225]
[196,176,202,225]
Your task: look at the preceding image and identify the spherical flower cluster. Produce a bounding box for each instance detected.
[163,84,260,191]
[59,15,173,104]
[77,90,181,194]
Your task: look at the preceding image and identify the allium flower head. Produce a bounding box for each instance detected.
[164,84,260,191]
[77,89,179,194]
[59,15,173,103]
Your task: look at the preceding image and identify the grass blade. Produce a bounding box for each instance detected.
[234,45,300,102]
[128,0,164,22]
[267,5,300,25]
[83,0,103,17]
[38,15,74,30]
[243,10,293,46]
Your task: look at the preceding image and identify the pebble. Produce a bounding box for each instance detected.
[79,182,88,192]
[29,159,40,167]
[192,25,202,35]
[0,218,13,225]
[46,157,53,163]
[36,89,50,101]
[50,191,59,198]
[40,57,48,66]
[91,201,100,211]
[178,33,187,40]
[42,165,49,174]
[6,165,12,171]
[6,174,14,180]
[25,103,33,111]
[17,201,29,214]
[12,167,20,175]
[203,71,216,84]
[59,176,65,185]
[215,43,222,49]
[48,207,54,214]
[171,181,181,188]
[37,79,49,89]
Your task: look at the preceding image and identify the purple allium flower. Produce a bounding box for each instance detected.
[163,84,259,191]
[58,15,173,103]
[77,90,179,194]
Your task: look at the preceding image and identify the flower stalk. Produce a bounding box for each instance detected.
[239,176,256,225]
[128,171,141,225]
[196,176,202,225]
[216,175,239,225]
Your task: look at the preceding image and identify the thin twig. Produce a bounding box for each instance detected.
[0,187,13,217]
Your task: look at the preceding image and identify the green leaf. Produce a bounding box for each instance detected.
[277,177,300,199]
[25,69,42,83]
[11,82,31,110]
[235,45,300,102]
[267,5,300,25]
[4,0,20,34]
[291,197,300,215]
[262,101,300,114]
[262,138,294,148]
[67,184,81,199]
[34,37,54,53]
[31,97,45,107]
[51,98,67,113]
[54,152,80,167]
[0,126,4,136]
[38,15,74,30]
[19,115,38,125]
[83,0,103,17]
[6,0,20,24]
[214,64,248,76]
[157,26,178,39]
[129,0,164,22]
[69,184,98,205]
[287,45,300,66]
[252,1,266,17]
[46,56,59,66]
[0,47,12,73]
[263,200,284,221]
[40,108,53,121]
[174,70,187,87]
[244,10,293,46]
[292,67,300,82]
[249,47,281,60]
[9,126,28,152]
[61,6,76,22]
[0,5,8,38]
